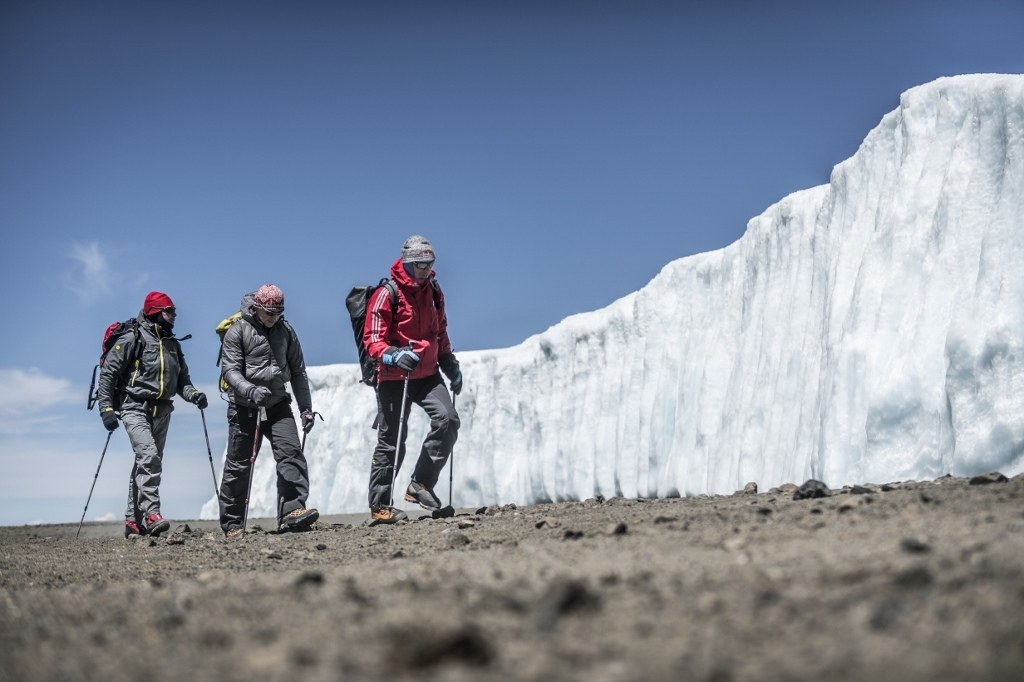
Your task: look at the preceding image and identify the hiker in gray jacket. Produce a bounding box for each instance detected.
[217,283,319,539]
[96,291,206,539]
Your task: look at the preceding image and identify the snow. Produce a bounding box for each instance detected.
[201,74,1024,520]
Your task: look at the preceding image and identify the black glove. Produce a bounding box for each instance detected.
[100,408,119,432]
[249,386,271,406]
[301,410,318,434]
[383,346,420,372]
[190,391,208,410]
[439,353,462,395]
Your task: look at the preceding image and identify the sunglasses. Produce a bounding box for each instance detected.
[256,305,285,317]
[159,306,176,315]
[412,261,434,270]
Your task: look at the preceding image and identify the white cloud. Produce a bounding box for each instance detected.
[67,242,111,301]
[0,369,76,420]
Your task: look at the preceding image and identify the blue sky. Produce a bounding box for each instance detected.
[2,1,1022,527]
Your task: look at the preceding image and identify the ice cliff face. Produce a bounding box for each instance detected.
[202,74,1024,519]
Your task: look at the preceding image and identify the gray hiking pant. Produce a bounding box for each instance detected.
[218,399,310,532]
[369,372,459,510]
[121,397,173,523]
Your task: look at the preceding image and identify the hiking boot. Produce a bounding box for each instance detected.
[124,520,142,539]
[225,527,245,540]
[404,480,442,510]
[370,506,408,524]
[279,507,319,531]
[143,512,170,537]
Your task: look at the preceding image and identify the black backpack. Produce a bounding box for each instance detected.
[87,319,141,410]
[345,278,441,388]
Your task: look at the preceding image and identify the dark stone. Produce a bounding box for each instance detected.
[970,472,1008,485]
[894,566,933,589]
[536,578,601,630]
[391,624,494,669]
[793,480,832,500]
[294,571,324,587]
[900,538,931,554]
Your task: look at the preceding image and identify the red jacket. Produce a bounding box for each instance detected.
[364,258,453,383]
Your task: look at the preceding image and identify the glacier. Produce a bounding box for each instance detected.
[202,74,1024,520]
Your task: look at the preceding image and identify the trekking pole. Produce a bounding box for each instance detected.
[76,431,113,540]
[452,391,460,507]
[200,408,218,497]
[389,372,412,508]
[242,407,265,531]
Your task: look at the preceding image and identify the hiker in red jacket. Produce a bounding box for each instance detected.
[363,235,462,523]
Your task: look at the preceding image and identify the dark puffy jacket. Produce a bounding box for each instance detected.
[364,258,456,383]
[220,305,312,413]
[97,312,200,413]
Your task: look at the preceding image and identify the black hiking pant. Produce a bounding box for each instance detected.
[218,399,310,532]
[369,372,460,510]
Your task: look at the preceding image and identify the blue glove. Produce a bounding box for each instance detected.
[450,369,463,396]
[383,346,420,372]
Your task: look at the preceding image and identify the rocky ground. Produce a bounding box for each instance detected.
[1,473,1022,682]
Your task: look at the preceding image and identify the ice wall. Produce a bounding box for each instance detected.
[202,74,1024,519]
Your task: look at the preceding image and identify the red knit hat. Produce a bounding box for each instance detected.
[143,291,174,316]
[253,284,285,312]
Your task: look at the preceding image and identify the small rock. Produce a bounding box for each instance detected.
[315,543,327,551]
[535,518,560,529]
[536,578,601,630]
[742,482,758,495]
[294,571,324,587]
[562,530,584,541]
[900,538,931,554]
[894,566,933,589]
[474,506,488,515]
[793,479,832,500]
[607,523,628,536]
[390,624,494,669]
[443,530,471,548]
[969,472,1008,485]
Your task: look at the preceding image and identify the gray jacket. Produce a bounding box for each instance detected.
[97,312,200,413]
[220,304,312,413]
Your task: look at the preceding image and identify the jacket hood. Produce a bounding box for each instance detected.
[389,257,435,289]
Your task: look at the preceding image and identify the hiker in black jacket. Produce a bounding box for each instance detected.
[96,291,206,539]
[217,284,319,539]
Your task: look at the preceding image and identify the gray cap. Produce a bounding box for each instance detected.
[401,235,436,263]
